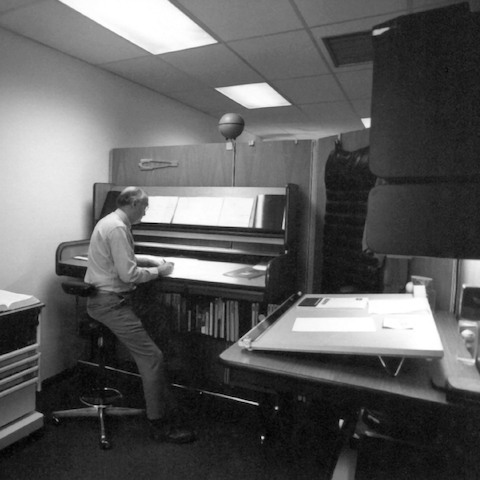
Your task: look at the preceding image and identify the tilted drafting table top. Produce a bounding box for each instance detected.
[237,293,443,375]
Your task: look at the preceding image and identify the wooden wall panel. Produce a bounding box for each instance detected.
[235,141,311,188]
[111,140,316,294]
[235,140,314,294]
[111,144,232,187]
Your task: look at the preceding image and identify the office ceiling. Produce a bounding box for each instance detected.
[0,0,468,140]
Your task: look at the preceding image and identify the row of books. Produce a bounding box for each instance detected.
[160,293,277,342]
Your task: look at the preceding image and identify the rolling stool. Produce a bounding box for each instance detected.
[52,279,144,449]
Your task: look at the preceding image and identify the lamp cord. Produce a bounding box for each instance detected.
[232,140,237,186]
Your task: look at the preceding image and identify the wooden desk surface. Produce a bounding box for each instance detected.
[221,341,447,405]
[59,255,266,289]
[163,257,265,288]
[221,310,480,407]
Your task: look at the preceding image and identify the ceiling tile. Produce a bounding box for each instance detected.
[0,0,39,14]
[293,0,408,27]
[167,88,241,114]
[300,101,364,133]
[411,0,466,12]
[0,0,147,64]
[351,99,372,118]
[0,0,464,140]
[161,44,263,88]
[102,56,202,93]
[335,68,373,99]
[272,75,346,105]
[175,0,303,41]
[242,106,311,125]
[229,31,330,80]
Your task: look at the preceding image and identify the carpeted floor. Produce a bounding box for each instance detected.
[1,366,468,480]
[0,368,335,480]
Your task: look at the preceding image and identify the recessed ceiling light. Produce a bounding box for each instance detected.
[59,0,217,54]
[216,83,291,109]
[361,117,371,128]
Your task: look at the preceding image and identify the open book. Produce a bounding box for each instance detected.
[0,290,40,312]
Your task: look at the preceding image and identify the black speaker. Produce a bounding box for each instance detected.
[458,285,480,365]
[370,3,480,180]
[459,285,480,321]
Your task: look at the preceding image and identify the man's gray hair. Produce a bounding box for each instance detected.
[116,186,147,207]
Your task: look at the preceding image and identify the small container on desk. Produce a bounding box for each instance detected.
[457,285,480,369]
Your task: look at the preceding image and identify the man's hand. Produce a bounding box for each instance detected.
[136,254,167,268]
[157,261,174,276]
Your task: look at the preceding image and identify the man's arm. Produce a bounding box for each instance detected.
[109,229,159,284]
[136,254,174,276]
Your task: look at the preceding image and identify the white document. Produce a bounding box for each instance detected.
[141,196,178,224]
[315,297,368,310]
[368,297,430,315]
[292,317,375,332]
[382,316,415,330]
[164,257,199,278]
[172,197,224,226]
[218,197,255,227]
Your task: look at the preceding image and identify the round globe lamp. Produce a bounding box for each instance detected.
[218,113,245,140]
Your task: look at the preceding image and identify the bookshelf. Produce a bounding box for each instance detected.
[156,292,278,388]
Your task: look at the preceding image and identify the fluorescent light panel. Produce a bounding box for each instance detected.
[59,0,217,54]
[216,83,291,109]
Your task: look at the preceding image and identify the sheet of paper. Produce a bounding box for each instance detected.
[141,196,178,224]
[382,315,415,330]
[164,257,199,278]
[315,297,368,310]
[217,197,255,227]
[292,316,376,332]
[172,197,224,226]
[368,297,430,315]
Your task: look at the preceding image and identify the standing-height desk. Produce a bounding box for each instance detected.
[220,294,480,479]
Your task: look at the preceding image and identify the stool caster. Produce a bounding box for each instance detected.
[100,439,112,450]
[51,415,61,426]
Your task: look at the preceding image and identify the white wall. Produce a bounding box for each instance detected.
[0,27,221,381]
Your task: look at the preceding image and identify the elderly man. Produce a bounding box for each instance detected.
[85,186,195,443]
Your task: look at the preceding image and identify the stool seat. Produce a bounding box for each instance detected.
[61,279,96,297]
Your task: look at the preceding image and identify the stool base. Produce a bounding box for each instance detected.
[51,389,144,450]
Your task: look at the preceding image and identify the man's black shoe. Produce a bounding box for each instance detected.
[148,419,196,444]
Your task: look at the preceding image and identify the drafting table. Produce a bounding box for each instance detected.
[220,297,480,480]
[237,293,443,376]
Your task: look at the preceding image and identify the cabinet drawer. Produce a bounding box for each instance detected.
[0,352,39,380]
[0,308,39,355]
[0,378,37,429]
[0,344,40,394]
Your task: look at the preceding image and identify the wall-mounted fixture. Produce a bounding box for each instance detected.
[138,159,178,171]
[218,113,245,186]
